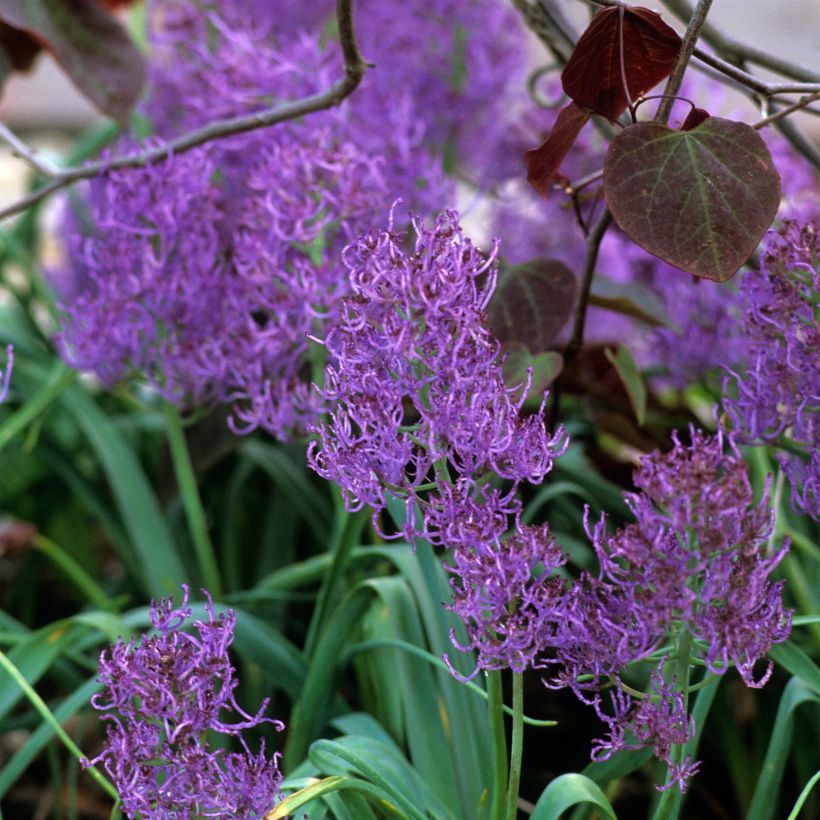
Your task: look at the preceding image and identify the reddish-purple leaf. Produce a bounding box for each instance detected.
[525,102,591,198]
[604,117,781,282]
[0,0,145,122]
[561,6,681,121]
[0,23,41,72]
[488,259,578,352]
[681,106,711,131]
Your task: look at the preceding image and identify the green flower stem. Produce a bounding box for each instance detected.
[487,671,508,820]
[34,535,114,612]
[163,402,222,599]
[0,364,76,453]
[652,628,693,820]
[303,489,368,658]
[504,672,525,820]
[0,649,119,802]
[787,769,820,820]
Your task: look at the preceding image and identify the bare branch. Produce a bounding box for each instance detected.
[660,0,820,83]
[754,92,820,130]
[565,208,613,364]
[657,0,715,123]
[0,0,368,223]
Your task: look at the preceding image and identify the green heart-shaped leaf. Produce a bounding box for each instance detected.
[604,117,781,282]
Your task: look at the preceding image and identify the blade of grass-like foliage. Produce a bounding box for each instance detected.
[532,773,618,820]
[238,439,332,541]
[0,362,76,452]
[284,585,377,767]
[38,444,132,560]
[522,481,595,524]
[220,457,256,591]
[309,736,456,820]
[787,770,820,820]
[251,547,385,596]
[769,641,820,695]
[321,789,379,820]
[59,380,186,597]
[344,639,554,728]
[33,534,114,611]
[0,675,99,800]
[374,532,494,818]
[0,622,88,721]
[359,576,461,812]
[552,444,628,515]
[163,402,222,598]
[747,677,820,820]
[0,650,117,800]
[269,775,404,819]
[569,749,654,820]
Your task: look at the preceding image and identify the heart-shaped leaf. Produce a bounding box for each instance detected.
[562,6,681,121]
[0,0,145,122]
[604,117,781,281]
[525,102,591,198]
[489,259,578,352]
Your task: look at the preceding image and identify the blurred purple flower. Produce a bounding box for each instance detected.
[56,123,387,439]
[85,586,283,819]
[723,221,820,518]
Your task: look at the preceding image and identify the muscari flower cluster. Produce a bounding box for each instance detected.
[724,221,820,519]
[85,587,282,819]
[308,207,569,675]
[545,429,792,790]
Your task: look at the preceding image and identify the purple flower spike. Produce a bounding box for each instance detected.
[85,586,283,819]
[309,207,567,541]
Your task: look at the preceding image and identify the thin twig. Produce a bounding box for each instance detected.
[660,0,820,83]
[691,48,820,98]
[656,0,715,123]
[0,123,59,177]
[753,92,820,130]
[510,0,574,62]
[0,0,368,223]
[565,209,613,363]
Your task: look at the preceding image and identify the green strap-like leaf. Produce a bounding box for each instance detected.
[747,677,820,820]
[532,773,618,820]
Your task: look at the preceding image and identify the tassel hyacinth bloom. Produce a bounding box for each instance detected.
[85,587,283,819]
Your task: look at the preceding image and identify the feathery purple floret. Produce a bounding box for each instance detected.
[85,587,283,819]
[723,221,820,518]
